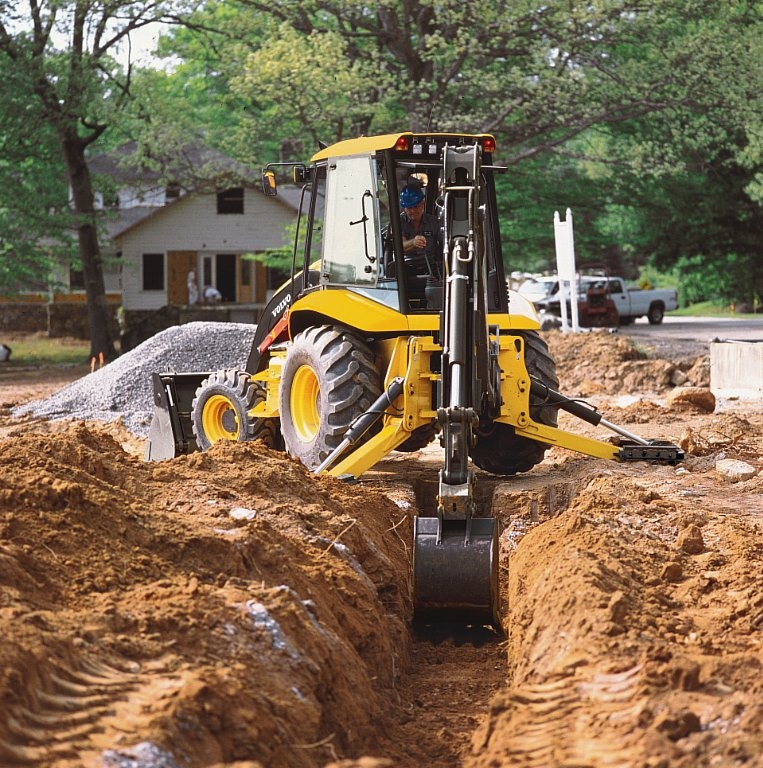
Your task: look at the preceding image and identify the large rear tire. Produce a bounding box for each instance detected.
[279,326,382,471]
[395,422,438,452]
[192,369,282,451]
[470,330,559,475]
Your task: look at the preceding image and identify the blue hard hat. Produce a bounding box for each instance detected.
[399,185,425,208]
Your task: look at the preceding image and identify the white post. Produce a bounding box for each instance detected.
[554,208,580,333]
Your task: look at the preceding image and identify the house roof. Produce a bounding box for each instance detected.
[89,141,303,241]
[101,205,159,239]
[89,140,261,193]
[275,185,312,213]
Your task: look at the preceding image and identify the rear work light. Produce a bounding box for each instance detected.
[482,136,496,153]
[394,136,410,151]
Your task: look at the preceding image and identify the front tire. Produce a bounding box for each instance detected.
[470,330,559,475]
[647,302,665,325]
[279,326,382,471]
[192,369,282,451]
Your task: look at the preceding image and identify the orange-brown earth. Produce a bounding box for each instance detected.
[0,330,761,768]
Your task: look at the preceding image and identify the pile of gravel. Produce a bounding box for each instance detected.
[13,322,258,438]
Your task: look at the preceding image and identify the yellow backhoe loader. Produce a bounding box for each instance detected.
[145,132,682,626]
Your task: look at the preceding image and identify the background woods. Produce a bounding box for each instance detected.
[1,1,762,350]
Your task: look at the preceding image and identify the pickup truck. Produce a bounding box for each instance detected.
[520,275,678,325]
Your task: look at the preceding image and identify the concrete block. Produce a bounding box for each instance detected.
[710,340,763,395]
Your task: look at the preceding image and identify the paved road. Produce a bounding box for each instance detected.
[615,316,763,359]
[625,315,763,341]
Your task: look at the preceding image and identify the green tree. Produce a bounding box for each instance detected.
[7,0,757,316]
[209,1,746,160]
[118,3,273,164]
[0,57,72,293]
[0,1,200,359]
[576,1,763,302]
[150,0,763,297]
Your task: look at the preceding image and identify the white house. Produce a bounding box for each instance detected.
[91,143,299,321]
[112,185,296,318]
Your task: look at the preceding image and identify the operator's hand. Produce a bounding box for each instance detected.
[405,235,427,251]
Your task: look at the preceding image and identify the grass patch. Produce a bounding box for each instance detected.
[1,333,91,367]
[671,301,761,318]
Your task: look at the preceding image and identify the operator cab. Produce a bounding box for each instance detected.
[284,133,508,315]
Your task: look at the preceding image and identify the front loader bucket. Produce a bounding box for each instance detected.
[144,372,211,460]
[412,516,500,626]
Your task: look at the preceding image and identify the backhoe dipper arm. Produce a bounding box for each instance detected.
[438,144,485,513]
[528,377,684,463]
[413,142,500,624]
[529,378,649,445]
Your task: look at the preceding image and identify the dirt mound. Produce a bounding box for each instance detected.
[475,469,763,767]
[0,427,412,767]
[1,329,762,767]
[546,330,709,396]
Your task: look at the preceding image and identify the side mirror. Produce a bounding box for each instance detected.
[294,165,313,184]
[261,170,277,196]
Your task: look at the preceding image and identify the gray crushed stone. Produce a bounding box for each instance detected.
[12,322,258,438]
[101,741,181,768]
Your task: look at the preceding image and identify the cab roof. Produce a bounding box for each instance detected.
[310,132,495,162]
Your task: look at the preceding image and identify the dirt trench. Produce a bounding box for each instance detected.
[0,330,762,767]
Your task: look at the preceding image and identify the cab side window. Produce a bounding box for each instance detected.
[308,167,326,266]
[321,156,380,286]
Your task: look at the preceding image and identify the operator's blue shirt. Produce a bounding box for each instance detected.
[400,211,442,277]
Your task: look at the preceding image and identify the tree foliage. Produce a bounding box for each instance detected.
[147,0,762,302]
[0,1,203,357]
[0,55,72,293]
[204,1,755,160]
[1,0,762,316]
[572,2,763,301]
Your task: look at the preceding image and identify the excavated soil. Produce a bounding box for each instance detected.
[1,329,762,768]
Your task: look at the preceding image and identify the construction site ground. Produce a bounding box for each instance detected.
[1,328,762,768]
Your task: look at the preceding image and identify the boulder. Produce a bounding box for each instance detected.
[666,386,716,413]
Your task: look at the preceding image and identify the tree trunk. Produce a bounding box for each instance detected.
[61,133,116,362]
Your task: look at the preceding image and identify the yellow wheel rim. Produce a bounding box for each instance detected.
[290,364,320,443]
[201,394,239,443]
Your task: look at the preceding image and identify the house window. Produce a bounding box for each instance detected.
[241,258,251,286]
[142,253,164,290]
[70,269,85,290]
[217,187,244,214]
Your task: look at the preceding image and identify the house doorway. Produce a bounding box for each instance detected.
[215,254,236,302]
[167,251,198,305]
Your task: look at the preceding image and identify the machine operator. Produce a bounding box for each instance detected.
[399,183,442,280]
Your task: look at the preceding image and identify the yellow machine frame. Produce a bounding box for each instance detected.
[248,289,621,480]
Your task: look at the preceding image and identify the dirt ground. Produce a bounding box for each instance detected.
[1,329,762,768]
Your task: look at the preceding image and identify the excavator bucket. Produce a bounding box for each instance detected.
[144,372,209,460]
[412,516,500,626]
